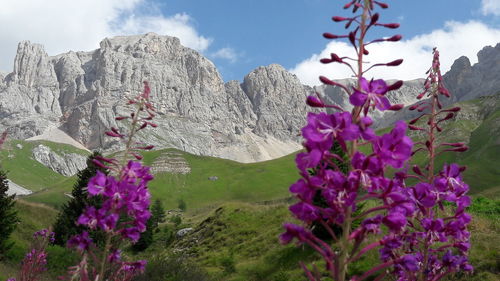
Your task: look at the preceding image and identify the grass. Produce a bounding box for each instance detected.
[0,139,88,192]
[26,148,301,210]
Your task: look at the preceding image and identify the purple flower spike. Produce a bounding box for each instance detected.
[350,77,391,110]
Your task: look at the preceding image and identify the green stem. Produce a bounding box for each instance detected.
[98,233,112,281]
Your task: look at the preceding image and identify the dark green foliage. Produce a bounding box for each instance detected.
[52,151,107,246]
[219,252,236,274]
[0,169,19,260]
[131,217,154,252]
[170,215,182,226]
[151,199,166,231]
[178,198,187,212]
[311,141,354,240]
[132,254,209,281]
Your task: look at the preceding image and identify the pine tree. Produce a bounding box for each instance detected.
[151,199,166,231]
[0,169,19,260]
[52,151,107,246]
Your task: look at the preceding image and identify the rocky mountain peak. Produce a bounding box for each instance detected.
[8,41,57,88]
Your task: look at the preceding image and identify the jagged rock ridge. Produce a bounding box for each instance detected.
[0,33,498,162]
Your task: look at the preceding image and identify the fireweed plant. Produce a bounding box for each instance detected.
[63,81,156,281]
[7,82,157,281]
[7,229,55,281]
[280,1,472,281]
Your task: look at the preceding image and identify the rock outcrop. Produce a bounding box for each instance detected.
[0,34,498,162]
[32,144,87,176]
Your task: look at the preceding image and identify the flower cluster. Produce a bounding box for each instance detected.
[281,1,472,281]
[70,160,153,245]
[63,82,155,281]
[8,229,55,281]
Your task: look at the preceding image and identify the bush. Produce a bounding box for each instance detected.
[219,253,236,274]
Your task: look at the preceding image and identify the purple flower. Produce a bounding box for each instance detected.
[412,183,437,208]
[289,202,320,222]
[401,254,420,272]
[295,149,322,173]
[349,77,391,110]
[383,212,407,232]
[68,231,93,251]
[373,121,413,169]
[87,171,108,195]
[280,223,311,245]
[362,215,383,234]
[289,178,316,202]
[302,112,359,151]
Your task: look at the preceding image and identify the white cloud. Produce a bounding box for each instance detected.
[0,0,212,71]
[210,47,239,63]
[291,21,500,86]
[481,0,500,16]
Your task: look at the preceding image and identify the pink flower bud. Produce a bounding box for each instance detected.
[115,116,128,121]
[332,16,349,22]
[323,33,343,39]
[138,123,148,130]
[379,23,400,29]
[374,1,389,8]
[386,59,403,66]
[389,104,404,111]
[105,131,123,138]
[306,96,325,107]
[349,31,356,46]
[319,76,336,86]
[320,58,333,64]
[386,34,402,42]
[363,48,369,55]
[387,80,404,91]
[417,91,426,99]
[412,165,423,176]
[370,13,379,25]
[343,1,355,9]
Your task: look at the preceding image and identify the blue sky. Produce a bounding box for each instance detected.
[0,0,499,85]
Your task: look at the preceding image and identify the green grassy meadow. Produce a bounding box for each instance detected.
[1,95,500,280]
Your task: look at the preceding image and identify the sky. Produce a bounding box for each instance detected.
[0,0,499,86]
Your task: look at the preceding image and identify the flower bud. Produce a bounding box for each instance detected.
[349,31,356,46]
[379,23,400,29]
[384,80,403,92]
[412,165,423,176]
[370,13,379,25]
[374,1,389,8]
[323,33,342,39]
[386,59,403,66]
[306,96,325,107]
[115,116,128,121]
[320,58,333,64]
[417,91,426,99]
[386,34,402,42]
[319,76,336,86]
[332,16,349,22]
[389,104,404,111]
